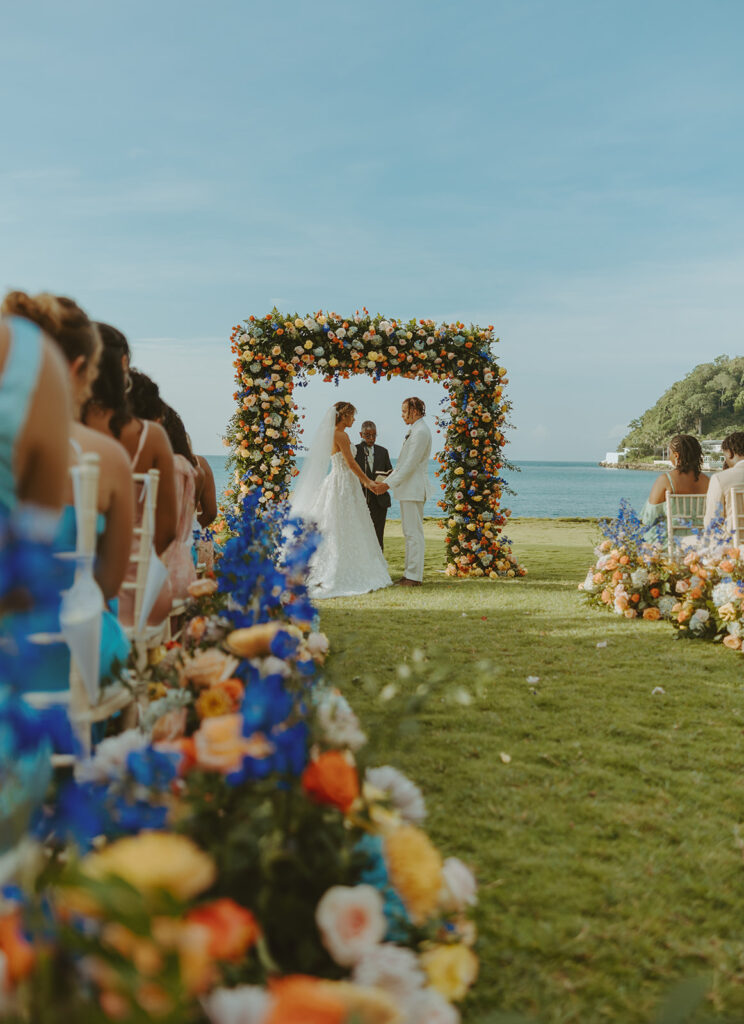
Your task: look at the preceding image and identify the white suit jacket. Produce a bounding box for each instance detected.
[386,418,432,502]
[704,459,744,527]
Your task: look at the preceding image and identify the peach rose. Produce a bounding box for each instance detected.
[194,714,273,774]
[186,899,261,961]
[180,649,239,689]
[642,607,661,621]
[188,578,218,598]
[152,707,188,742]
[723,634,742,650]
[185,616,207,643]
[624,609,637,619]
[226,622,282,658]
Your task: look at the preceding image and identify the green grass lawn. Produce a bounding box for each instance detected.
[318,518,743,1023]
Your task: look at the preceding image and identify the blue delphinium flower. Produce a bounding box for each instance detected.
[355,833,411,942]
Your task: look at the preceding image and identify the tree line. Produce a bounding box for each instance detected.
[621,355,744,455]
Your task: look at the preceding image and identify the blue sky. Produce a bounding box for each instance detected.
[2,0,743,460]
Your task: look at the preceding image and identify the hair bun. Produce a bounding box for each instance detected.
[1,289,62,335]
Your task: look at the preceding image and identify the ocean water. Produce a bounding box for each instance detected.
[205,457,656,520]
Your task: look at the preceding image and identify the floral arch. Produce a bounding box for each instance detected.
[226,309,525,578]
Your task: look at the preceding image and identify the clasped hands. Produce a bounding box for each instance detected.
[368,480,389,495]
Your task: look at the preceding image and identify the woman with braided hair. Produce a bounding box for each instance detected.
[641,434,709,543]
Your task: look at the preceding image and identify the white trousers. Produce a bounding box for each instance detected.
[400,500,425,582]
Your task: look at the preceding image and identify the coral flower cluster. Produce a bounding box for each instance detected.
[226,309,524,577]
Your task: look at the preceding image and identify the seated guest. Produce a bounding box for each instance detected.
[193,453,218,571]
[128,368,164,422]
[160,404,199,600]
[83,327,177,627]
[0,312,71,521]
[641,434,708,542]
[704,432,744,528]
[0,291,133,688]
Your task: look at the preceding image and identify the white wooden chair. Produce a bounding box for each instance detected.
[725,486,744,546]
[120,469,172,668]
[665,493,707,557]
[25,453,134,759]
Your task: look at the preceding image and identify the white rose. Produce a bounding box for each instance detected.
[365,765,426,823]
[406,987,460,1024]
[202,985,274,1024]
[75,729,148,784]
[315,885,386,966]
[306,631,330,659]
[353,943,425,1002]
[439,857,477,913]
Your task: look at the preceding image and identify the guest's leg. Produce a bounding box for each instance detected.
[400,500,425,581]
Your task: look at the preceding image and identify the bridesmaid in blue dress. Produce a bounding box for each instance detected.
[0,315,70,521]
[640,434,709,544]
[1,292,135,691]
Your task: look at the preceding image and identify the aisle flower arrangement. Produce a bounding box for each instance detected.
[226,309,524,578]
[0,496,481,1022]
[580,502,744,652]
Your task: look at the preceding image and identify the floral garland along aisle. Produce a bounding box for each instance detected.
[0,496,480,1024]
[580,500,744,652]
[226,309,526,578]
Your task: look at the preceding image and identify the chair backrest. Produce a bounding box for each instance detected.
[120,469,160,637]
[666,493,707,558]
[726,486,744,546]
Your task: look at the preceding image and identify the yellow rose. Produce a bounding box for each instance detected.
[420,943,479,1002]
[294,318,304,328]
[304,340,313,350]
[83,834,216,902]
[385,824,443,924]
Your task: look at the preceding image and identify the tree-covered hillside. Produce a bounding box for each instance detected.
[621,355,744,454]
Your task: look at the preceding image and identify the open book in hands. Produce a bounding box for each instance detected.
[375,470,392,481]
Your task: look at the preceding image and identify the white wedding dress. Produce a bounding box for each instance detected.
[303,448,392,599]
[288,408,392,600]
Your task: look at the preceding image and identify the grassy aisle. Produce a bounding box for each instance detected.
[318,519,743,1023]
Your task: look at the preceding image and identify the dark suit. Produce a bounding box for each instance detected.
[355,442,392,550]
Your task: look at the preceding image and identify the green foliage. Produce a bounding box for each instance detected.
[621,355,744,454]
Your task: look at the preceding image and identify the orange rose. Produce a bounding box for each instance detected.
[214,677,244,710]
[0,911,34,984]
[186,899,260,961]
[302,751,359,813]
[650,588,660,598]
[266,976,345,1024]
[719,560,735,573]
[643,607,661,620]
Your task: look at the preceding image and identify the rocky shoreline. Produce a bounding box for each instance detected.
[598,461,660,472]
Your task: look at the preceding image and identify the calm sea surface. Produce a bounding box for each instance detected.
[205,457,655,520]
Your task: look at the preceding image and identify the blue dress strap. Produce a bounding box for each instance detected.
[0,317,44,511]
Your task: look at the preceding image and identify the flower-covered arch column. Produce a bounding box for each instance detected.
[226,310,525,578]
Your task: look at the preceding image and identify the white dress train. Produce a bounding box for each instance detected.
[305,450,392,600]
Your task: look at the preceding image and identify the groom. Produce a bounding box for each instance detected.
[376,396,432,587]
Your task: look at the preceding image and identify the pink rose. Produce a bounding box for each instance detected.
[315,885,386,966]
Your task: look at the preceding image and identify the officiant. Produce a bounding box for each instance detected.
[355,421,392,549]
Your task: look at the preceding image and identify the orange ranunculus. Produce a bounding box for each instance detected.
[678,609,691,623]
[186,899,260,961]
[214,677,244,710]
[0,911,34,984]
[266,975,345,1024]
[689,589,703,600]
[631,593,640,603]
[650,587,660,598]
[643,607,661,620]
[302,751,359,813]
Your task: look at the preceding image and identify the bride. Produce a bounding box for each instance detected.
[289,401,392,599]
